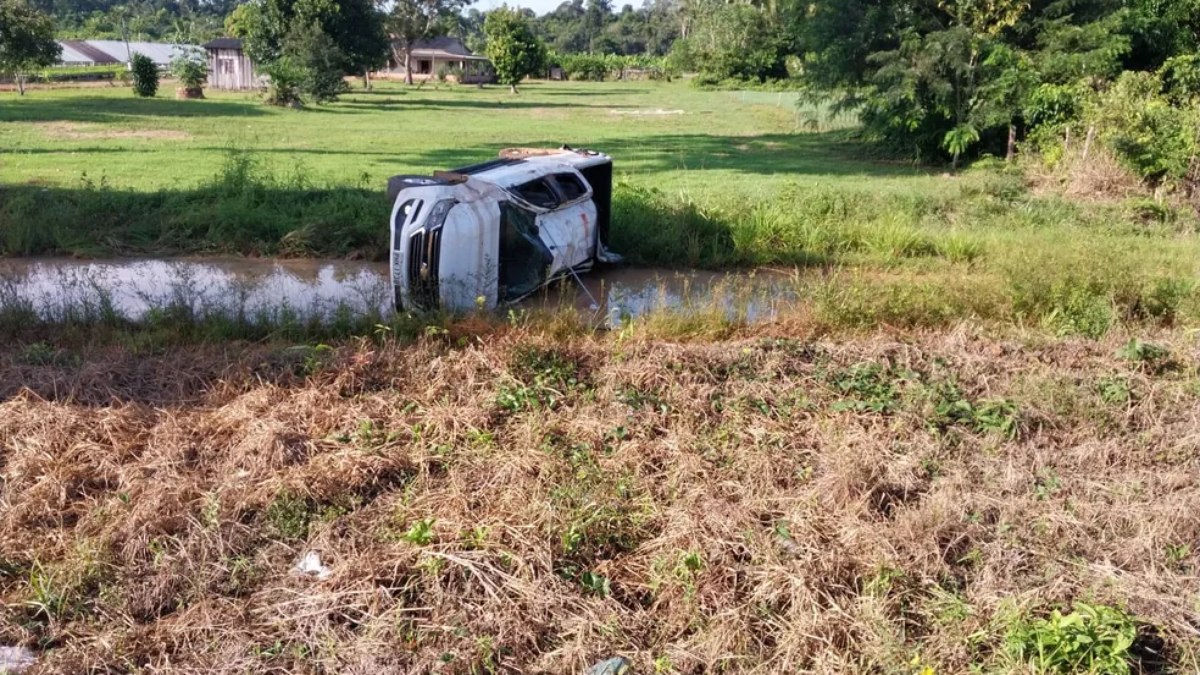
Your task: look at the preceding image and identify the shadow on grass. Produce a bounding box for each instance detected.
[0,95,268,124]
[395,131,928,179]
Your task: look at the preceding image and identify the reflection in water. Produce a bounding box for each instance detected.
[0,258,800,324]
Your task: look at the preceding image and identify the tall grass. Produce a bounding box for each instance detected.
[0,150,390,258]
[609,167,1200,337]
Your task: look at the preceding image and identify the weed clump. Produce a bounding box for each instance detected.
[1004,603,1139,674]
[496,345,590,412]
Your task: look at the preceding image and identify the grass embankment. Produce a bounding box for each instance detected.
[3,82,1199,337]
[0,326,1198,672]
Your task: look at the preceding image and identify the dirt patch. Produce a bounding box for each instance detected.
[35,121,192,141]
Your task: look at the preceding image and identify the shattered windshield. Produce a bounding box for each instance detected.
[498,202,553,302]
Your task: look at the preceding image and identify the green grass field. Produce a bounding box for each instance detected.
[1,80,874,194]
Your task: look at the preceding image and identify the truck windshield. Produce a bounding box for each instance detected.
[499,202,552,302]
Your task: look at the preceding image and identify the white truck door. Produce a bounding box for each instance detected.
[537,201,594,275]
[538,171,596,274]
[511,174,596,278]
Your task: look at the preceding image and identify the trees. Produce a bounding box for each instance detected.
[532,0,679,57]
[281,20,347,103]
[0,0,59,95]
[227,0,388,86]
[485,7,545,93]
[684,0,786,83]
[227,0,387,102]
[381,0,470,85]
[796,0,1198,164]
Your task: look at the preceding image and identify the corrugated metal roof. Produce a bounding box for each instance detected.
[90,40,195,65]
[58,40,120,64]
[203,37,243,50]
[54,40,197,66]
[410,36,473,56]
[405,36,488,60]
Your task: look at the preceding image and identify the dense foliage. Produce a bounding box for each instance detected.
[41,0,232,43]
[0,0,59,95]
[484,7,546,92]
[227,0,387,102]
[798,0,1200,170]
[129,51,158,96]
[531,0,678,56]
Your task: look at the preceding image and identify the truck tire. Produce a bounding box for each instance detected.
[386,175,448,205]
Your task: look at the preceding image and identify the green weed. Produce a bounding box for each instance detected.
[265,491,316,540]
[497,347,588,412]
[1097,375,1133,404]
[403,518,436,546]
[1118,339,1173,373]
[1004,603,1138,674]
[830,362,902,413]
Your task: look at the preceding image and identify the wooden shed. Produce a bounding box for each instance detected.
[203,38,257,90]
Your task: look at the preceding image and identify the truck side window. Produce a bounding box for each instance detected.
[514,179,558,209]
[552,173,588,202]
[498,202,553,302]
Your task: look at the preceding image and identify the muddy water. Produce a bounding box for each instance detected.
[0,258,800,324]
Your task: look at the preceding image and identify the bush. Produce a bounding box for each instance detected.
[169,49,208,90]
[263,56,305,107]
[130,52,159,97]
[665,38,697,74]
[557,53,617,81]
[1004,603,1138,674]
[1094,71,1199,184]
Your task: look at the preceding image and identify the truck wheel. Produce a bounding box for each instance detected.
[386,174,447,204]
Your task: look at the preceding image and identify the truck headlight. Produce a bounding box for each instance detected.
[426,199,455,230]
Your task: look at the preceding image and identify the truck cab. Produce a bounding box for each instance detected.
[387,148,616,312]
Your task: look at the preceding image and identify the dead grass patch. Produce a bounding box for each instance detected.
[34,121,192,141]
[1,328,1198,672]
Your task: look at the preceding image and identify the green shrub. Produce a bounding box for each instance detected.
[1004,603,1138,674]
[265,491,316,539]
[929,382,1020,437]
[169,49,208,90]
[1094,71,1199,184]
[130,52,159,97]
[263,57,304,107]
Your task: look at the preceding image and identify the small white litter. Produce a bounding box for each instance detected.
[292,551,332,580]
[0,646,37,674]
[609,108,685,116]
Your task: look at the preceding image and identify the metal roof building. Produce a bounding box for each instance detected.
[55,40,197,67]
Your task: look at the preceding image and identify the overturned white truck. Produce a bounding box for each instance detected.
[387,147,619,312]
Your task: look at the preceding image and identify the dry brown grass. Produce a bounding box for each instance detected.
[1,326,1199,673]
[1028,146,1144,204]
[33,121,192,141]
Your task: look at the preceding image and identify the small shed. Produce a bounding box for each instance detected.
[203,38,257,90]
